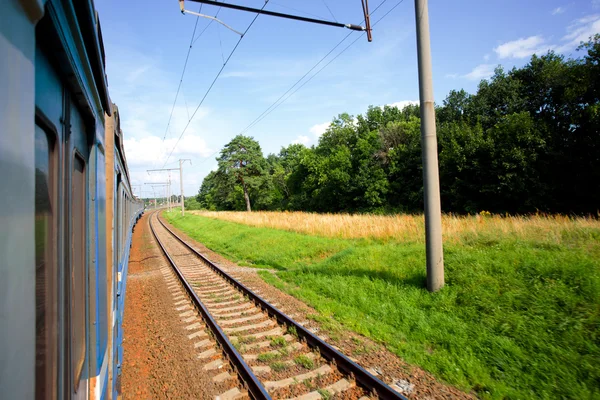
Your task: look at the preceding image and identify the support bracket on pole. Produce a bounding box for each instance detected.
[179,0,244,36]
[178,0,371,38]
[361,0,372,42]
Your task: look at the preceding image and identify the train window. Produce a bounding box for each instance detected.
[34,123,57,400]
[71,153,87,389]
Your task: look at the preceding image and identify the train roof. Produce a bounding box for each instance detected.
[72,1,112,116]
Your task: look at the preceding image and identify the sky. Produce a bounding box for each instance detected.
[94,0,600,199]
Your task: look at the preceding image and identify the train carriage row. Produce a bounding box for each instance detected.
[1,0,144,398]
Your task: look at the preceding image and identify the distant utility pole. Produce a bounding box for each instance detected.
[179,159,192,216]
[415,0,444,292]
[148,159,191,216]
[167,173,172,212]
[144,182,169,209]
[147,166,181,213]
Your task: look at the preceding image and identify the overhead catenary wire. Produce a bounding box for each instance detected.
[217,23,225,64]
[269,1,328,21]
[182,0,365,31]
[192,7,221,44]
[275,0,404,106]
[174,0,404,168]
[162,1,269,168]
[162,4,203,143]
[190,0,403,169]
[182,8,244,36]
[239,0,396,136]
[321,0,338,22]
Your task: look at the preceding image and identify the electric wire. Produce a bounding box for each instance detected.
[162,4,203,143]
[162,1,269,168]
[217,23,225,64]
[171,0,403,167]
[193,0,403,167]
[262,0,405,117]
[239,0,392,136]
[269,1,327,20]
[321,0,338,22]
[192,8,221,45]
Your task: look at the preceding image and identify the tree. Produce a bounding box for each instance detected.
[268,144,306,209]
[197,35,600,215]
[216,135,266,212]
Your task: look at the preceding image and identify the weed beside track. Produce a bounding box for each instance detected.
[165,211,600,399]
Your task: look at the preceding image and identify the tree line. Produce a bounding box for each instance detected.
[197,36,600,215]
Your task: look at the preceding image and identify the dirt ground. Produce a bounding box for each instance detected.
[121,213,220,399]
[161,214,475,400]
[120,211,475,399]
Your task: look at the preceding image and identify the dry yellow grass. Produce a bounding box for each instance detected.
[189,210,600,243]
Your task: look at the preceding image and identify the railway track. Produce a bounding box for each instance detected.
[149,210,407,400]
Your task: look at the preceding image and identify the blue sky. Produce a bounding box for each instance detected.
[95,0,600,198]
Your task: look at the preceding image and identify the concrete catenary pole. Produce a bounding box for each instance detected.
[146,167,181,211]
[179,159,192,216]
[415,0,444,292]
[180,159,183,215]
[168,173,171,212]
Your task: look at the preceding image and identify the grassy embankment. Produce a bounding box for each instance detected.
[164,210,600,399]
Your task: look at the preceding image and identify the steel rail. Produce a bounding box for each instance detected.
[157,213,408,400]
[149,212,271,400]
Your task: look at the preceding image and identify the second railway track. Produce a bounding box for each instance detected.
[149,210,407,400]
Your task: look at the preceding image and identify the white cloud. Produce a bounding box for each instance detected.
[127,64,152,82]
[483,53,491,61]
[445,73,459,79]
[291,122,331,146]
[552,7,565,15]
[222,71,255,78]
[490,14,600,62]
[559,14,600,49]
[464,64,496,81]
[494,35,553,59]
[388,100,419,110]
[309,122,330,138]
[292,135,311,145]
[124,135,213,167]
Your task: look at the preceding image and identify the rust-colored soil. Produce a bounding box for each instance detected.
[121,214,217,399]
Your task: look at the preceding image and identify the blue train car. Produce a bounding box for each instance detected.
[0,0,143,398]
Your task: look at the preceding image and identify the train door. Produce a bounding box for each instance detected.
[68,99,91,400]
[35,40,67,400]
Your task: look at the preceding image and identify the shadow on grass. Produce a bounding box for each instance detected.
[287,245,429,290]
[294,263,428,290]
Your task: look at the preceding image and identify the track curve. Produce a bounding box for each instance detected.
[149,210,407,400]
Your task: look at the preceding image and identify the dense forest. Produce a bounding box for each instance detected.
[197,36,600,214]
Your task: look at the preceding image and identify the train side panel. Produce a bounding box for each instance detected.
[0,0,144,398]
[0,1,41,398]
[104,107,117,400]
[107,106,144,398]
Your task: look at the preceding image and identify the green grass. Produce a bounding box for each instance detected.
[270,361,289,372]
[257,352,279,362]
[164,211,600,399]
[294,354,315,369]
[270,336,287,347]
[317,388,332,399]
